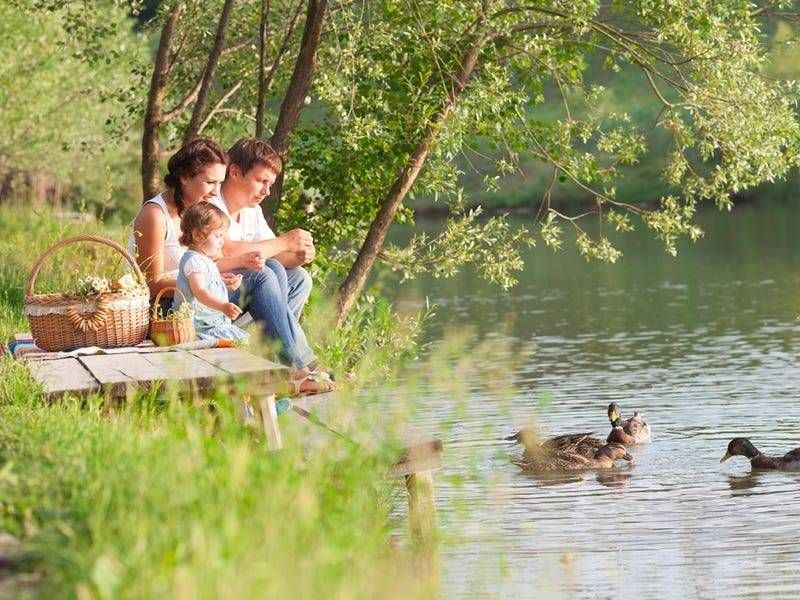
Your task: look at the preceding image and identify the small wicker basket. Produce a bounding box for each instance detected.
[150,287,196,347]
[25,235,151,352]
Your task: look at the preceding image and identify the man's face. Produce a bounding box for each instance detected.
[237,164,278,207]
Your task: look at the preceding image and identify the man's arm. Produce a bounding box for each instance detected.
[222,228,315,266]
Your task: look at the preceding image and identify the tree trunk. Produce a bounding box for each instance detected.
[255,0,271,138]
[183,0,237,144]
[264,0,328,223]
[141,2,183,201]
[334,43,483,326]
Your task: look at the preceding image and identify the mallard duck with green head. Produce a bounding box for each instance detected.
[606,402,651,444]
[720,438,800,471]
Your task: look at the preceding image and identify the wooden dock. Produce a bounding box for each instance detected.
[19,343,442,540]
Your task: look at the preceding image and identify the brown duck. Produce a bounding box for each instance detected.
[506,428,605,460]
[512,442,634,473]
[720,438,800,471]
[606,402,651,445]
[506,428,633,472]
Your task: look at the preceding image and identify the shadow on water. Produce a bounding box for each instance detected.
[388,201,800,599]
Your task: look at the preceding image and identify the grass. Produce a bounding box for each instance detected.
[0,208,438,599]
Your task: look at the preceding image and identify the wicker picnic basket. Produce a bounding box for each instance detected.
[25,235,150,352]
[149,286,196,347]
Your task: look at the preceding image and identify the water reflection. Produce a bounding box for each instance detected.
[595,471,632,488]
[390,202,800,599]
[727,473,762,494]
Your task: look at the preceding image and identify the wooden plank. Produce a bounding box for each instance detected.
[77,353,176,397]
[189,348,289,394]
[79,353,170,385]
[139,350,221,381]
[189,348,288,379]
[26,358,100,396]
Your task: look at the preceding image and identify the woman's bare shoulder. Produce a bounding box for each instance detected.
[133,202,167,238]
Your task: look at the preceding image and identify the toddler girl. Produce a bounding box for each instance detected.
[175,202,248,343]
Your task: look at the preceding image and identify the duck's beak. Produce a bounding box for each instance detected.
[720,451,733,463]
[623,453,634,462]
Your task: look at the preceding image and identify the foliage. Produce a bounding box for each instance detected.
[281,0,800,272]
[381,203,535,288]
[0,376,434,599]
[0,2,147,218]
[5,0,800,314]
[308,290,436,376]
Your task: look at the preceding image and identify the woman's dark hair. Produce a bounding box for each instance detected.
[162,138,228,215]
[179,201,230,247]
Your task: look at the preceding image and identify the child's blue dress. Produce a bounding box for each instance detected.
[174,250,249,343]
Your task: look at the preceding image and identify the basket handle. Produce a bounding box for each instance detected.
[26,234,146,297]
[152,286,188,319]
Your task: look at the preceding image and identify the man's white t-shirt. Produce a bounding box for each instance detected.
[212,194,275,242]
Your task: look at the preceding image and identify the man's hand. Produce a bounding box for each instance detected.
[280,228,314,254]
[222,302,242,320]
[241,251,265,270]
[221,272,243,292]
[295,243,316,265]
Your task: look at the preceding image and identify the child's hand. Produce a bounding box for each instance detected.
[242,251,265,270]
[222,302,242,320]
[221,272,243,292]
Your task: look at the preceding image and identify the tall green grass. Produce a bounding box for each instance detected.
[0,208,438,598]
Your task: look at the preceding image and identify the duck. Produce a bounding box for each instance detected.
[505,428,605,460]
[512,442,634,473]
[606,402,651,444]
[720,438,800,471]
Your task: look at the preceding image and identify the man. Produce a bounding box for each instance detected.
[214,137,314,319]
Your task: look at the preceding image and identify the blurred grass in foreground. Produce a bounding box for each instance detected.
[0,208,444,598]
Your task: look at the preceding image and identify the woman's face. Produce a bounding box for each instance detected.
[180,163,227,206]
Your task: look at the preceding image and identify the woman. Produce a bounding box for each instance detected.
[130,138,333,394]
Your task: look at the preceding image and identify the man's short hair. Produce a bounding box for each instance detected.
[227,138,282,176]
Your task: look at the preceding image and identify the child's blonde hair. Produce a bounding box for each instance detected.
[179,201,230,247]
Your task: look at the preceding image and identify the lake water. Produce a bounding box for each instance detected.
[388,200,800,599]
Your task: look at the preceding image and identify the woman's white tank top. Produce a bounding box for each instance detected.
[128,194,185,279]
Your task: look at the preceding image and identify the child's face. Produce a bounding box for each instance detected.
[199,226,227,258]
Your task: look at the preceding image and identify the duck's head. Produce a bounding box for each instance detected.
[720,438,760,463]
[596,442,634,462]
[607,403,622,427]
[505,428,539,451]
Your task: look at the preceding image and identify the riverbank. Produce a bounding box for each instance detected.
[0,210,438,598]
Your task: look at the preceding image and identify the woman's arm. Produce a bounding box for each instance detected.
[132,204,177,296]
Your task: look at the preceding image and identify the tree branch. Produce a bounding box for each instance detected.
[183,0,237,144]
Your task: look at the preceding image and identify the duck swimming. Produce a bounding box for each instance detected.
[607,402,651,444]
[720,438,800,471]
[512,442,634,473]
[506,428,605,460]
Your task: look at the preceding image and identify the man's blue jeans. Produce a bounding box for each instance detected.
[268,262,312,320]
[228,260,316,370]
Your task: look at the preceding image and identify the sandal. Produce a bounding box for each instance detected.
[308,367,356,382]
[288,372,336,396]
